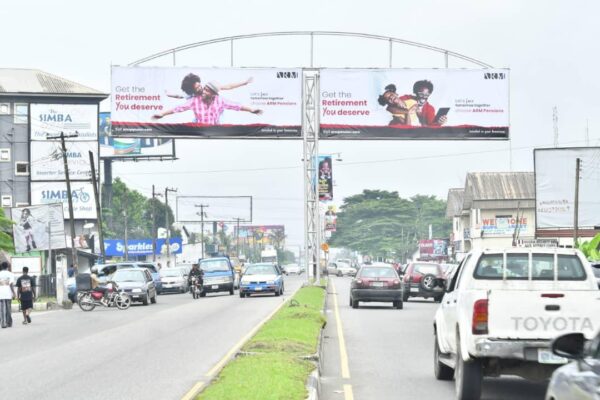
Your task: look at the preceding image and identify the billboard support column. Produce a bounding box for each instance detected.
[89,151,105,262]
[303,70,321,284]
[574,158,581,246]
[48,131,79,273]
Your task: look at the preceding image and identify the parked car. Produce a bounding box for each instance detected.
[349,265,404,309]
[284,263,302,275]
[97,262,163,294]
[199,257,235,296]
[545,331,600,400]
[159,268,188,293]
[111,268,157,305]
[239,263,284,297]
[433,247,600,400]
[327,262,356,277]
[402,262,445,302]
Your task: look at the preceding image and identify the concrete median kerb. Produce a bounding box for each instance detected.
[303,278,328,400]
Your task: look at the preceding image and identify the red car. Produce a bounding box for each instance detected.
[401,262,445,302]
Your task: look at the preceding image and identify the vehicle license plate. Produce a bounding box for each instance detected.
[410,287,419,292]
[538,349,568,364]
[371,282,384,287]
[255,287,262,291]
[211,285,219,290]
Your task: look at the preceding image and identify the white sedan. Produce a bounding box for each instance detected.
[284,263,302,275]
[327,262,356,277]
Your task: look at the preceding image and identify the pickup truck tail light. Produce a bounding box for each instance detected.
[472,299,489,335]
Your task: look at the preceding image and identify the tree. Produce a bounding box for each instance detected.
[102,178,180,240]
[329,190,451,260]
[0,208,14,252]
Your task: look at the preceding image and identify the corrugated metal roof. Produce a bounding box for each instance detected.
[463,172,534,209]
[446,188,464,218]
[0,68,106,96]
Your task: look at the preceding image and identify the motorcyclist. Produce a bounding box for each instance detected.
[90,266,109,305]
[188,263,204,289]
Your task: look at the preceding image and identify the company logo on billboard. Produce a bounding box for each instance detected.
[276,71,298,79]
[484,72,506,80]
[38,111,73,122]
[41,188,91,203]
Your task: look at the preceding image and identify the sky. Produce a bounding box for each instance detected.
[2,0,600,247]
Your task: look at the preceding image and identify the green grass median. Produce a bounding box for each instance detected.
[198,285,326,400]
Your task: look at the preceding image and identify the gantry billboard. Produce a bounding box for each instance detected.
[319,68,509,139]
[111,67,302,138]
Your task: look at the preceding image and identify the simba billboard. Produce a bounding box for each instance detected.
[319,69,509,139]
[111,67,302,138]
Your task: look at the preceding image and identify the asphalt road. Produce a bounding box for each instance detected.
[321,276,548,400]
[0,274,306,400]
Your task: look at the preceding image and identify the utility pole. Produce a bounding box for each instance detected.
[574,158,581,247]
[89,151,105,262]
[165,187,177,265]
[151,185,158,262]
[123,193,129,261]
[195,204,209,258]
[47,132,79,273]
[233,217,242,257]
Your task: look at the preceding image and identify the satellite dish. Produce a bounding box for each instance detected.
[83,222,95,229]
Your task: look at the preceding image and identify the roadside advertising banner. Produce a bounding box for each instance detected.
[236,225,285,245]
[110,67,302,138]
[325,205,337,232]
[535,147,600,229]
[318,155,333,201]
[419,239,448,258]
[30,104,98,141]
[103,238,183,257]
[30,141,96,181]
[99,112,175,159]
[481,216,527,236]
[11,204,66,253]
[319,69,509,139]
[30,182,96,219]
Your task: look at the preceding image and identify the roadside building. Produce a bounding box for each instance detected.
[0,68,107,274]
[447,172,535,260]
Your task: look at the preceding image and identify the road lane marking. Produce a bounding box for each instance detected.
[205,286,301,378]
[344,384,354,400]
[181,381,205,400]
[331,280,351,379]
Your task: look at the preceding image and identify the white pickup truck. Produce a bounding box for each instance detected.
[433,247,600,400]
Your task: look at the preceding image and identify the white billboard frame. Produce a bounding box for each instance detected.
[534,147,600,230]
[30,141,97,181]
[30,182,97,220]
[11,204,66,254]
[30,103,99,141]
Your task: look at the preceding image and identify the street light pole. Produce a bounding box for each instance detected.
[195,204,209,259]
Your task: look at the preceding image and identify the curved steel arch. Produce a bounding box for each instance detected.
[128,31,493,68]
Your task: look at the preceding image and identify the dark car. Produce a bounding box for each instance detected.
[349,264,404,309]
[545,331,600,400]
[111,268,157,305]
[402,262,445,302]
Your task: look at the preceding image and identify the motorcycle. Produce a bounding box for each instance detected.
[77,281,131,311]
[190,276,204,299]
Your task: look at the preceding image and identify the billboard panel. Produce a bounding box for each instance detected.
[99,112,176,159]
[103,238,183,257]
[318,155,333,201]
[535,147,600,229]
[419,239,448,259]
[30,141,96,181]
[176,196,252,223]
[236,225,285,246]
[11,204,66,253]
[30,182,96,219]
[30,104,98,141]
[319,69,509,139]
[325,206,337,232]
[111,67,302,138]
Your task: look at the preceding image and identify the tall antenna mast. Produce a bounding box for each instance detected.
[553,106,559,147]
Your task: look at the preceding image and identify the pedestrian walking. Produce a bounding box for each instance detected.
[0,261,15,328]
[16,267,35,325]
